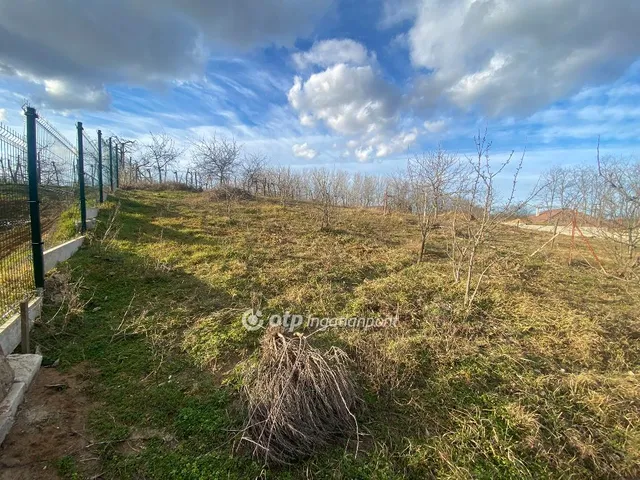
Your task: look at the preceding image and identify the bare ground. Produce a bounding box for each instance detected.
[0,365,98,479]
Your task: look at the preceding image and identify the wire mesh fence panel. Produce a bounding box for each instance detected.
[82,129,101,205]
[0,123,34,320]
[102,137,112,200]
[36,116,81,250]
[120,166,203,191]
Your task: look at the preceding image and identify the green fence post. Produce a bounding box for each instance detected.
[120,143,125,185]
[114,142,119,189]
[77,122,87,233]
[25,107,45,290]
[97,130,103,203]
[108,137,114,192]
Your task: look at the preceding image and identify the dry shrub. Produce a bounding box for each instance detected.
[44,271,92,329]
[208,186,253,202]
[241,327,360,465]
[119,181,200,192]
[98,201,121,250]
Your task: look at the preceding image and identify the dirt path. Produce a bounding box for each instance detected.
[0,365,98,479]
[504,220,605,238]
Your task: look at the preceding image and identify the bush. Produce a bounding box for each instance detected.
[119,181,201,192]
[241,328,360,465]
[208,186,253,202]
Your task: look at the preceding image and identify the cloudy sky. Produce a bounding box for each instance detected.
[1,0,640,182]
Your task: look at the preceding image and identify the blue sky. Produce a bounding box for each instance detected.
[1,0,640,193]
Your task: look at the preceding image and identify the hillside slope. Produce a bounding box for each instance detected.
[12,189,640,479]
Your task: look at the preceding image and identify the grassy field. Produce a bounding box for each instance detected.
[31,189,639,479]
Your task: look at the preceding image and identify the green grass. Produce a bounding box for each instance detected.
[32,189,640,479]
[45,203,80,246]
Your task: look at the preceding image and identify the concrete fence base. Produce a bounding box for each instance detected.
[0,209,97,444]
[43,236,85,273]
[0,233,86,356]
[0,297,42,357]
[0,354,42,445]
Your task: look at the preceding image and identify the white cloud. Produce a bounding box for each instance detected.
[408,0,640,116]
[374,129,418,157]
[424,119,447,134]
[292,142,317,159]
[0,0,332,109]
[288,64,398,137]
[576,105,640,123]
[485,80,640,146]
[293,39,372,69]
[379,0,419,28]
[355,146,373,162]
[289,42,421,161]
[574,82,640,103]
[299,113,315,127]
[0,108,5,122]
[42,79,110,110]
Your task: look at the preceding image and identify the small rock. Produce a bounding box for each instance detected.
[45,383,68,391]
[42,358,60,368]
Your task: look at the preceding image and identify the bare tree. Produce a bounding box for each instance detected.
[540,166,574,247]
[597,148,640,269]
[240,153,267,194]
[192,134,241,186]
[385,171,412,213]
[271,166,298,207]
[332,170,350,207]
[597,142,640,210]
[310,168,334,230]
[408,147,463,263]
[141,133,181,183]
[35,138,57,185]
[448,131,529,309]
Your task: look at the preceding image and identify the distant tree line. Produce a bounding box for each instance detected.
[538,152,639,267]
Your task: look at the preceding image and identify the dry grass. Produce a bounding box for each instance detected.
[42,271,93,330]
[240,327,360,465]
[35,189,640,478]
[119,181,201,192]
[207,186,254,202]
[145,191,640,476]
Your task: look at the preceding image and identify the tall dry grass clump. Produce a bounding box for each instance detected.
[119,181,201,192]
[241,327,360,465]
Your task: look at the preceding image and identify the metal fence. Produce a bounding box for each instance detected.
[101,135,112,200]
[0,108,111,321]
[0,106,206,320]
[82,127,102,206]
[119,165,203,190]
[0,124,34,320]
[36,116,82,252]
